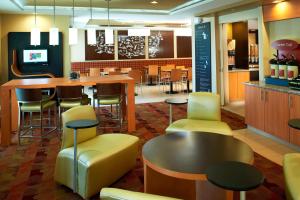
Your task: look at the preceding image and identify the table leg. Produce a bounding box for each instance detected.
[184,80,192,93]
[73,129,78,193]
[127,81,136,132]
[1,86,12,146]
[240,191,246,200]
[165,82,178,94]
[147,77,157,86]
[169,104,172,125]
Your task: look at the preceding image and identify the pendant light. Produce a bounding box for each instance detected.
[105,0,114,44]
[49,0,59,45]
[69,0,78,45]
[30,0,40,46]
[87,0,96,45]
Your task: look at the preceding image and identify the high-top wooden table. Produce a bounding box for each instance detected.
[0,75,136,146]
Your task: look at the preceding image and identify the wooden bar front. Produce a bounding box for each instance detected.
[0,75,136,146]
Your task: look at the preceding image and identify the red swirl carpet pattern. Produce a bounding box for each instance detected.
[0,103,285,200]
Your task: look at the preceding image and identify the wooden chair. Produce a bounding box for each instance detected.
[103,67,116,73]
[128,70,143,94]
[176,65,186,70]
[11,49,55,78]
[89,68,101,77]
[147,65,159,85]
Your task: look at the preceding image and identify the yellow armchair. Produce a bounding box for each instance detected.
[54,105,139,199]
[166,92,232,136]
[100,188,182,200]
[284,153,300,200]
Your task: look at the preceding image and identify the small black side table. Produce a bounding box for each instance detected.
[288,119,300,130]
[66,119,99,193]
[206,161,264,200]
[165,98,188,125]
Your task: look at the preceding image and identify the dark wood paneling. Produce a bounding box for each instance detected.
[149,31,174,59]
[118,30,145,60]
[85,30,115,60]
[232,22,248,69]
[8,32,63,80]
[177,36,192,58]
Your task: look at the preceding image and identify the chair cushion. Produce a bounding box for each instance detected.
[100,188,182,200]
[60,100,81,108]
[166,119,232,136]
[55,133,139,199]
[188,92,221,121]
[20,100,56,112]
[283,153,300,200]
[98,97,120,105]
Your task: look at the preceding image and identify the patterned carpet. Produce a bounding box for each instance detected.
[0,102,285,200]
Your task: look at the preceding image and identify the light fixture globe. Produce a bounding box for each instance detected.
[49,27,59,45]
[69,27,78,45]
[30,27,40,46]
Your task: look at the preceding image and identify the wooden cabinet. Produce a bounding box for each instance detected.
[264,90,289,141]
[229,71,250,101]
[245,85,294,144]
[289,94,300,146]
[245,85,264,130]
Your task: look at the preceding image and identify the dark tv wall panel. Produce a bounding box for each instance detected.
[177,36,192,58]
[8,32,64,80]
[232,22,248,69]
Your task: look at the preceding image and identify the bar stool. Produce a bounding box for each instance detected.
[16,88,57,144]
[57,85,91,129]
[94,83,123,129]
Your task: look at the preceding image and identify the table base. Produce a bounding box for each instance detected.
[144,164,234,200]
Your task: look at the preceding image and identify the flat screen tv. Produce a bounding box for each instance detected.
[23,49,48,63]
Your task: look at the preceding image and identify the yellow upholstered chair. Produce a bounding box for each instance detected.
[166,92,232,136]
[54,105,139,199]
[100,188,182,200]
[283,153,300,200]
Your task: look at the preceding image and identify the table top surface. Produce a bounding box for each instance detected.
[66,119,99,129]
[288,119,300,130]
[2,75,134,88]
[165,98,188,105]
[142,132,254,176]
[206,161,264,191]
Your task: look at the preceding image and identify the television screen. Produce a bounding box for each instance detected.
[23,49,48,63]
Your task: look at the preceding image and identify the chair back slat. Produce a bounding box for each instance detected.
[57,85,82,99]
[148,65,159,76]
[96,83,122,97]
[16,88,43,102]
[171,69,182,82]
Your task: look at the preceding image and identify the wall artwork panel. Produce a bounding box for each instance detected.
[118,30,145,60]
[85,30,115,60]
[177,36,192,58]
[149,31,174,59]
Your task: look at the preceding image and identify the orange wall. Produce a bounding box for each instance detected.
[263,0,300,22]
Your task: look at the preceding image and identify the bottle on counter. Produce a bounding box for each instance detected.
[287,55,299,80]
[269,56,279,78]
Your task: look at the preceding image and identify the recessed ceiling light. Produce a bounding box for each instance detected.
[151,1,158,4]
[272,0,285,3]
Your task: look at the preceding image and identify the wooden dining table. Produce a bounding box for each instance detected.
[0,75,136,146]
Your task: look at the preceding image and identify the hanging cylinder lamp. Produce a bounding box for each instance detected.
[49,0,59,45]
[69,0,78,45]
[30,0,40,46]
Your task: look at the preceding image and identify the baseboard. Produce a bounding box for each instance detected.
[248,125,300,152]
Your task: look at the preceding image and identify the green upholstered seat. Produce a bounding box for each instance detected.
[166,119,232,136]
[100,188,182,200]
[283,153,300,200]
[166,92,232,136]
[55,106,139,199]
[98,96,121,105]
[20,100,56,112]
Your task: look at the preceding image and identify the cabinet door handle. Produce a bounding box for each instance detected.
[289,95,293,108]
[265,91,268,102]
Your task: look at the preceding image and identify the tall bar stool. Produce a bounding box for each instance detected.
[16,88,57,144]
[94,83,123,129]
[128,69,143,95]
[56,85,91,129]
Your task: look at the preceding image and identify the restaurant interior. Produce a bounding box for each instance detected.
[0,0,300,200]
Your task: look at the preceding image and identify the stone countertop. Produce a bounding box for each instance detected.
[229,68,259,72]
[244,81,300,95]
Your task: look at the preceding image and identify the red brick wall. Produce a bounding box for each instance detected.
[71,58,192,73]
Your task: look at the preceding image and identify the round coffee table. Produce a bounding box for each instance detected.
[206,161,264,200]
[66,119,99,193]
[142,132,254,199]
[164,98,188,125]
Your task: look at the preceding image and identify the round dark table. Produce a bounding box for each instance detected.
[206,161,264,200]
[142,132,254,199]
[66,119,99,193]
[288,119,300,130]
[164,98,188,125]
